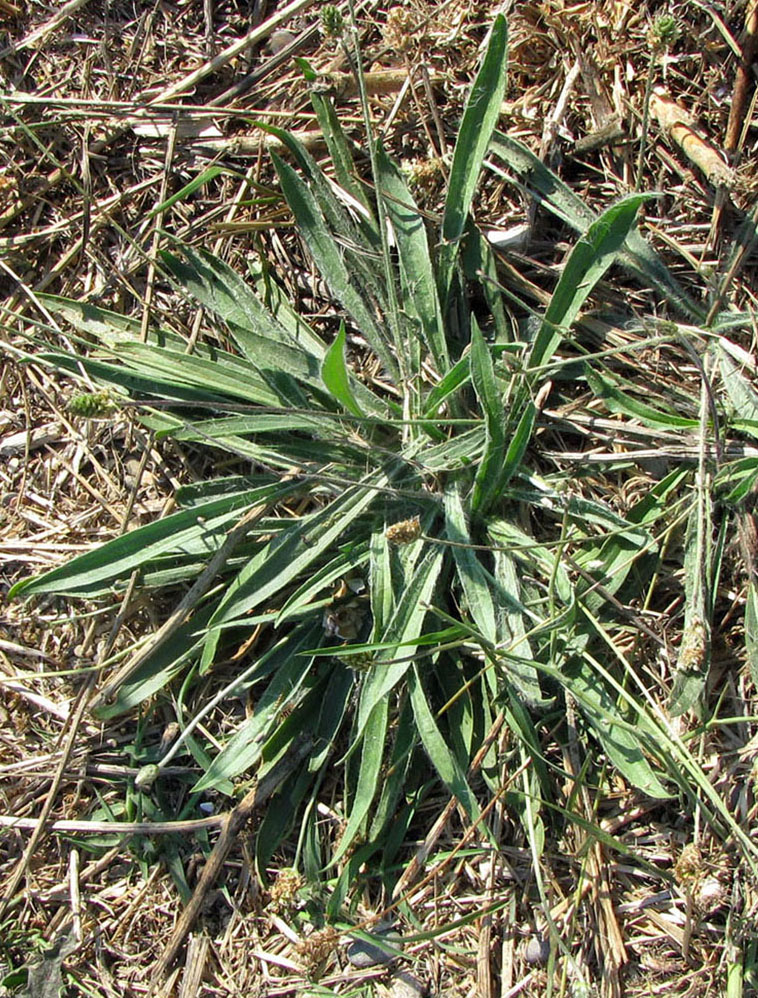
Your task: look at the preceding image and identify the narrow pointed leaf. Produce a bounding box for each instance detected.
[489,131,704,322]
[440,14,508,297]
[272,151,398,379]
[746,581,758,687]
[530,193,652,371]
[321,322,365,418]
[564,659,671,799]
[331,698,389,864]
[355,545,444,738]
[10,482,294,597]
[585,365,697,429]
[194,625,322,791]
[208,472,387,629]
[375,141,449,372]
[148,166,237,218]
[408,664,481,820]
[469,319,505,513]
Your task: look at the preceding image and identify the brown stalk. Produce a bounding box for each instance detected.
[725,0,758,156]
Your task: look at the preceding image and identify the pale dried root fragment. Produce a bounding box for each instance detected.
[327,68,442,99]
[650,89,735,188]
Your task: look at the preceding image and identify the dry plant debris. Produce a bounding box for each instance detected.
[1,1,758,997]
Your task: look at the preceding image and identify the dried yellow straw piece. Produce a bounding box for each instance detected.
[650,89,734,188]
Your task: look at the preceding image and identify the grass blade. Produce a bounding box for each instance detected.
[408,664,481,821]
[529,193,652,371]
[272,150,398,379]
[375,140,449,372]
[440,14,508,299]
[321,321,365,418]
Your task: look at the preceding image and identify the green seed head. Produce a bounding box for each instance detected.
[68,390,121,419]
[649,14,679,51]
[321,5,344,38]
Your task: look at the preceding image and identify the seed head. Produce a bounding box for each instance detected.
[68,390,121,419]
[385,515,421,546]
[269,867,305,911]
[321,5,344,38]
[296,926,339,972]
[649,14,679,52]
[383,8,427,55]
[675,842,702,885]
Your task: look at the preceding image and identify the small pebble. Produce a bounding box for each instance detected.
[346,935,400,968]
[389,969,426,997]
[266,29,296,55]
[523,935,550,966]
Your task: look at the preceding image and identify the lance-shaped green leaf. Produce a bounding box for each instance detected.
[445,482,496,641]
[408,664,482,821]
[299,59,370,212]
[529,193,652,371]
[440,14,508,300]
[368,696,418,841]
[331,697,389,864]
[585,365,698,429]
[161,245,326,369]
[207,471,388,632]
[94,602,216,719]
[446,486,543,703]
[469,319,505,513]
[272,150,398,380]
[321,321,365,418]
[719,336,758,440]
[260,120,380,252]
[147,166,240,219]
[355,544,444,738]
[10,481,295,598]
[375,141,449,372]
[276,541,370,626]
[563,658,671,799]
[193,624,322,792]
[488,131,704,322]
[492,547,544,706]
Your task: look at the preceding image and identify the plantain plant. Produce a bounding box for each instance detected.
[10,13,758,898]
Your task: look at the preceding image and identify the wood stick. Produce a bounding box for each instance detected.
[725,0,758,156]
